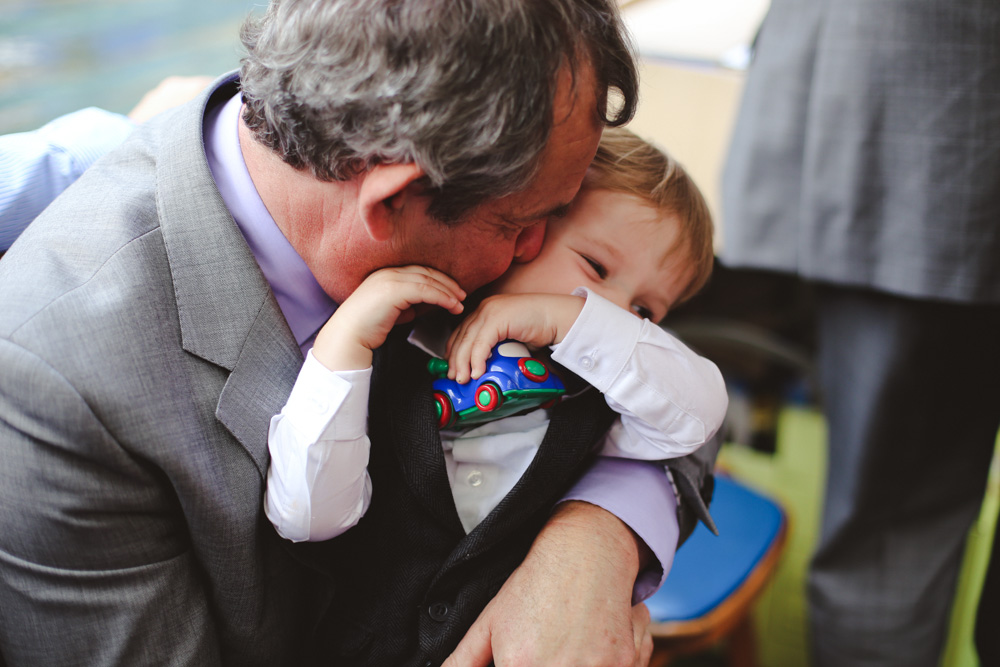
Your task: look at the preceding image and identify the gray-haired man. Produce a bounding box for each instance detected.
[0,2,715,665]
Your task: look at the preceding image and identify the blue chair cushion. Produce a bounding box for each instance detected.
[646,475,784,622]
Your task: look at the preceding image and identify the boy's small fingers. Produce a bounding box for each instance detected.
[406,265,467,300]
[470,338,494,380]
[450,346,469,383]
[399,280,464,312]
[453,348,474,385]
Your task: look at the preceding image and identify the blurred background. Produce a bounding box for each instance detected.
[2,1,996,665]
[0,0,260,134]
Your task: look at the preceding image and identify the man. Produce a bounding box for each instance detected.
[0,1,716,665]
[722,0,1000,664]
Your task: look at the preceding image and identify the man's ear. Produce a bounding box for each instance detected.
[358,163,426,242]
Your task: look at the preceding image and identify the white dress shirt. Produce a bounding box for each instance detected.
[265,289,727,540]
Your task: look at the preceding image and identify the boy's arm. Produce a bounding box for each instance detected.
[446,288,728,459]
[265,354,374,541]
[551,288,729,460]
[265,266,464,541]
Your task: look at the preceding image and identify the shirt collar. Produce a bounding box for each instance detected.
[203,92,337,353]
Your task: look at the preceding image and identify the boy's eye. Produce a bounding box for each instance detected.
[631,304,653,320]
[583,256,607,279]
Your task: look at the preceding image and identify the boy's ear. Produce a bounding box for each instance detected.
[358,162,426,242]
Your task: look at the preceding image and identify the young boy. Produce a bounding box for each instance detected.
[264,127,726,541]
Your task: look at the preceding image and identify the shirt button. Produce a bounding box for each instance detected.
[467,470,483,487]
[428,602,449,622]
[579,355,594,370]
[308,396,328,412]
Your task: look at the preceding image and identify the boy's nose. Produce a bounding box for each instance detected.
[512,221,546,263]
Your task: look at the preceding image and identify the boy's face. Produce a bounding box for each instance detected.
[488,188,694,323]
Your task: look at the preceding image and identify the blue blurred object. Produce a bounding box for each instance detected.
[646,475,785,621]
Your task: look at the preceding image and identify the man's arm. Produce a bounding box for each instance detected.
[445,458,681,667]
[446,499,657,667]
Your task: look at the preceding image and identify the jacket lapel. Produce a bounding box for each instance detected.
[214,304,303,478]
[155,74,303,479]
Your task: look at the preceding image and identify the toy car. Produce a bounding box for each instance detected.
[427,340,566,429]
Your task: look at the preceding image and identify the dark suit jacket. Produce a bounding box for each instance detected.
[722,0,1000,303]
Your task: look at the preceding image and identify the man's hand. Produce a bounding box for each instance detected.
[312,265,464,371]
[443,501,654,667]
[445,293,585,383]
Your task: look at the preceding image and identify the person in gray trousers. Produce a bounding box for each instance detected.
[722,0,1000,664]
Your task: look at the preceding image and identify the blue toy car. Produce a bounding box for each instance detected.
[427,340,566,429]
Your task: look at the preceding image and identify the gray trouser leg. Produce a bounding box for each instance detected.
[809,286,1000,667]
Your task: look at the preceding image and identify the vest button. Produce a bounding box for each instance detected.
[428,602,450,622]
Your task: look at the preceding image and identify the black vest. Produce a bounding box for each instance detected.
[297,329,616,666]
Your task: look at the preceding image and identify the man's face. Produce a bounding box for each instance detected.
[392,63,604,293]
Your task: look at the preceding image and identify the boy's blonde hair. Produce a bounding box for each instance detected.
[585,127,714,306]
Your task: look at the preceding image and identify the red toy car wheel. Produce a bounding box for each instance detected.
[474,382,502,412]
[433,391,455,429]
[518,358,549,382]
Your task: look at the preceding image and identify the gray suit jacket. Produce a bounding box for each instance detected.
[0,77,322,666]
[721,0,1000,304]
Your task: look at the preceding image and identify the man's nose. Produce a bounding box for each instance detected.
[512,221,546,263]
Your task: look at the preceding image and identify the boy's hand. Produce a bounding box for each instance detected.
[312,266,465,371]
[445,293,584,383]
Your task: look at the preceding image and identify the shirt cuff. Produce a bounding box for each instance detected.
[278,350,372,441]
[551,288,641,394]
[560,457,679,603]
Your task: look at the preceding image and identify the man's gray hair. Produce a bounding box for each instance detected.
[240,0,638,223]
